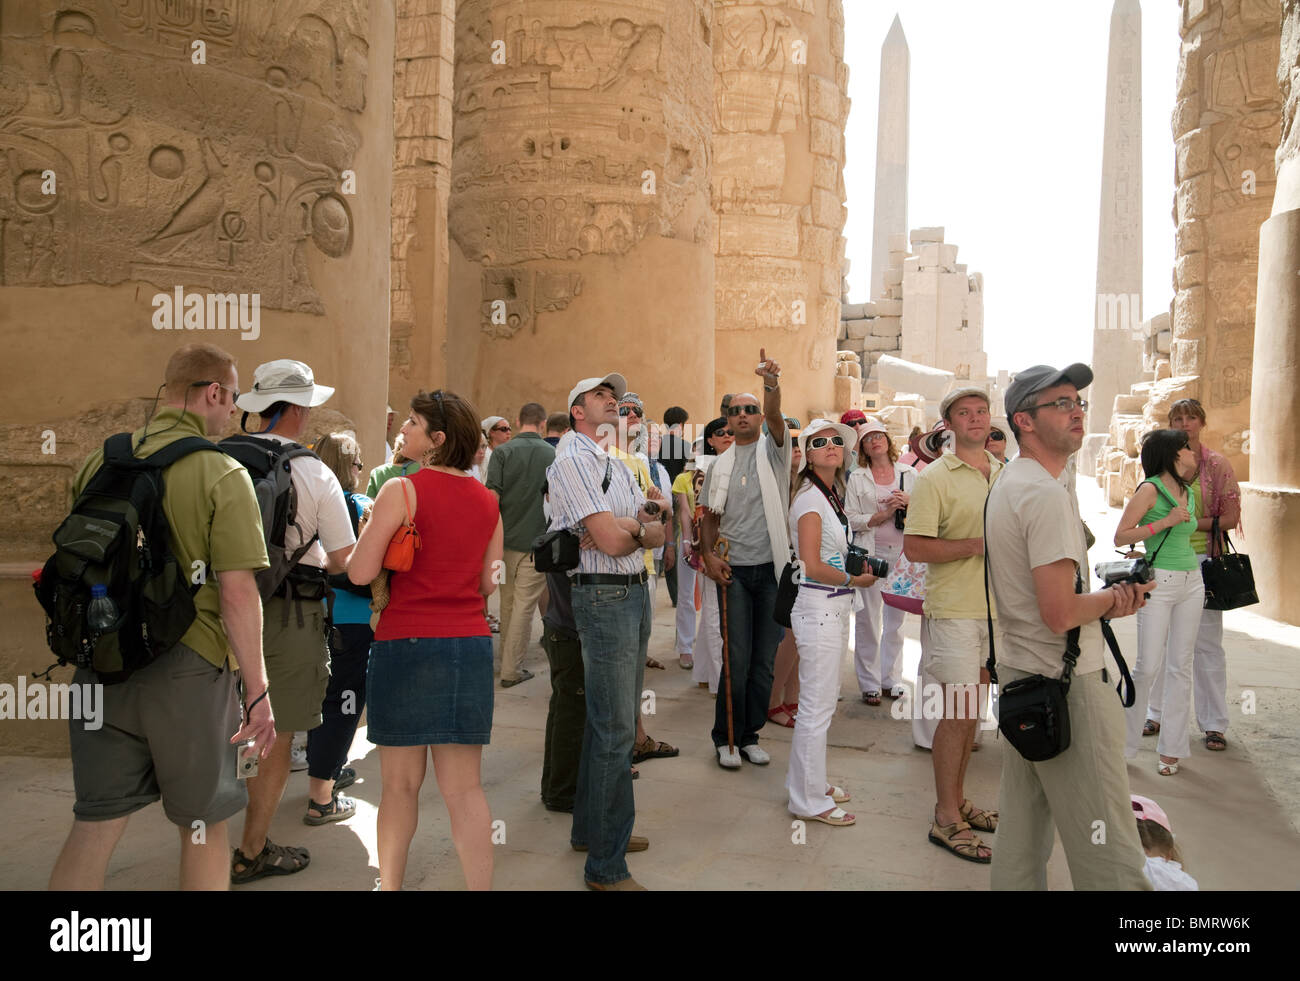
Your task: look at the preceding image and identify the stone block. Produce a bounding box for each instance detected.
[1176,252,1206,289]
[832,375,859,413]
[874,298,903,317]
[878,404,922,437]
[1114,393,1146,415]
[811,188,843,228]
[1173,286,1206,338]
[836,320,848,340]
[1171,338,1203,377]
[918,243,959,270]
[1177,173,1213,222]
[801,226,836,264]
[1144,375,1200,429]
[809,75,843,123]
[810,119,843,158]
[841,301,877,320]
[1156,330,1172,354]
[719,214,799,258]
[1121,456,1142,499]
[883,268,903,290]
[1106,471,1126,508]
[1172,96,1199,140]
[863,335,898,352]
[910,227,945,247]
[1176,218,1206,255]
[1176,128,1211,180]
[1105,449,1127,474]
[871,316,903,337]
[888,232,909,253]
[841,335,866,354]
[845,318,872,340]
[1078,433,1110,479]
[1154,358,1171,381]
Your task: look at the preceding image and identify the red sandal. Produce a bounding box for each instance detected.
[767,704,796,728]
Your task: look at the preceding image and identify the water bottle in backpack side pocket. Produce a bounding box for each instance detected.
[86,584,121,636]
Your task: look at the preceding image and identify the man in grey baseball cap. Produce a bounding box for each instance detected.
[984,363,1155,889]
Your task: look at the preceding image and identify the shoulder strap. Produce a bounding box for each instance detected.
[141,436,223,469]
[1135,479,1175,565]
[602,455,612,494]
[1100,618,1136,707]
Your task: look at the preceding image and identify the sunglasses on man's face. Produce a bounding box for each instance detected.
[808,435,845,449]
[727,404,760,416]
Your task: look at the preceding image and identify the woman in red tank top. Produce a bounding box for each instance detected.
[348,389,503,891]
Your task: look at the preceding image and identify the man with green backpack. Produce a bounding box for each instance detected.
[43,343,275,890]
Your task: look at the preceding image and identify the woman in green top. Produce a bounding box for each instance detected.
[1114,429,1203,776]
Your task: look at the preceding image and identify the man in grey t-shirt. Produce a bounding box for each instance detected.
[985,363,1154,890]
[699,349,793,769]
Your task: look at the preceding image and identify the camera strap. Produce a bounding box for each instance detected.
[982,494,1081,689]
[809,472,852,543]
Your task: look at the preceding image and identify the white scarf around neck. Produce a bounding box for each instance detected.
[707,434,791,582]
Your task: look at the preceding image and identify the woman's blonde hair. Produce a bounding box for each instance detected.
[315,432,362,493]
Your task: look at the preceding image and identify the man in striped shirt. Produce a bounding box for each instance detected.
[546,372,666,891]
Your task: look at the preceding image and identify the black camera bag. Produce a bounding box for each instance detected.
[533,456,611,573]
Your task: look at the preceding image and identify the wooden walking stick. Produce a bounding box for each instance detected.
[717,537,735,754]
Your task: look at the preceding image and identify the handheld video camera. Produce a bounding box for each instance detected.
[1095,557,1155,587]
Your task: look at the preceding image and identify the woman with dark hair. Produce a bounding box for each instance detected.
[784,419,879,826]
[845,420,917,705]
[1155,398,1240,753]
[1114,428,1202,776]
[348,390,504,889]
[304,432,373,825]
[702,416,734,456]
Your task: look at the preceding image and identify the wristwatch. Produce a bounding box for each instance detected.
[633,521,646,543]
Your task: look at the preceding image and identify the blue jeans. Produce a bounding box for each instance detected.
[713,563,782,748]
[569,581,650,885]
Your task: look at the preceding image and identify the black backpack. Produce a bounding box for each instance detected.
[34,433,222,684]
[329,491,372,599]
[218,434,320,600]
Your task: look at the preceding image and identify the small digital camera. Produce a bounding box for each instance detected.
[237,747,259,781]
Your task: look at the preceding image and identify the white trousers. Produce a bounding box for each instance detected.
[1126,568,1205,760]
[691,573,723,692]
[1148,556,1228,735]
[786,587,852,817]
[853,544,906,694]
[675,560,698,655]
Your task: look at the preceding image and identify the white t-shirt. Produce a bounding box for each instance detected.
[261,433,356,569]
[789,485,850,578]
[1144,856,1198,891]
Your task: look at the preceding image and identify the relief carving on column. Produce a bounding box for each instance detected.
[0,0,369,313]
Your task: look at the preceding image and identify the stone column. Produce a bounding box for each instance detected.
[447,0,715,425]
[1089,0,1145,435]
[1158,0,1283,479]
[712,0,849,425]
[1242,0,1300,625]
[391,0,456,409]
[0,0,394,753]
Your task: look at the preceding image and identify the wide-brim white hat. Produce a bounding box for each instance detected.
[798,419,859,464]
[236,359,334,414]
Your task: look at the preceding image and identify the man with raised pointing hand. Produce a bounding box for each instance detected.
[699,349,793,769]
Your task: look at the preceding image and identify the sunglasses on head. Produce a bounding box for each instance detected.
[727,404,760,416]
[808,435,845,449]
[846,418,866,426]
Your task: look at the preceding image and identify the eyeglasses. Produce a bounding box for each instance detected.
[192,380,240,401]
[808,435,845,449]
[865,432,888,441]
[727,404,760,416]
[353,461,364,471]
[618,405,642,417]
[1026,397,1088,413]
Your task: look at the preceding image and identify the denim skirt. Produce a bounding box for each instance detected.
[366,636,494,746]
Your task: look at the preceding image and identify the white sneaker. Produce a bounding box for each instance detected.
[716,746,742,769]
[739,744,771,765]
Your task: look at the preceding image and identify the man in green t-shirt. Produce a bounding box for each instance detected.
[49,343,275,891]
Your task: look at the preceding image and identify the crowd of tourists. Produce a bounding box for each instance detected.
[42,341,1238,892]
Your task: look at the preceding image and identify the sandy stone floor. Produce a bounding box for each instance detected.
[2,476,1297,891]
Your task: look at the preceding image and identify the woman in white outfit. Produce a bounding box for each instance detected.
[785,420,880,827]
[845,420,916,705]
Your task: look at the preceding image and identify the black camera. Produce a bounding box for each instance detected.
[893,506,907,532]
[846,545,889,579]
[1095,557,1154,587]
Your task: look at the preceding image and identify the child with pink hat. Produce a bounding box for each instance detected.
[1133,795,1199,890]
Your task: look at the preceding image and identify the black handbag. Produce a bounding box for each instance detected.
[1201,516,1258,611]
[774,555,799,628]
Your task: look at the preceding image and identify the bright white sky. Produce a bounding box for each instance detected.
[843,0,1181,376]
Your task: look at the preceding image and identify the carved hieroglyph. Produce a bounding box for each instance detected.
[0,0,370,313]
[447,0,716,421]
[711,0,849,422]
[1159,0,1283,479]
[1089,0,1145,435]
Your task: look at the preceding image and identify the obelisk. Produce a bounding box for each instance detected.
[870,15,909,301]
[1089,0,1144,434]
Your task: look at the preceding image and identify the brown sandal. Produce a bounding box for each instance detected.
[230,838,310,884]
[631,735,679,763]
[959,799,998,833]
[1143,719,1160,737]
[928,819,991,864]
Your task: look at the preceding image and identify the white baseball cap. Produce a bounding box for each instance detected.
[236,359,334,413]
[567,372,627,411]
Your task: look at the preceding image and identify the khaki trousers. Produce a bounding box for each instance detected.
[499,548,548,681]
[991,666,1152,891]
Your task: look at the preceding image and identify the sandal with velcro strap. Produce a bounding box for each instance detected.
[928,819,991,864]
[231,838,310,884]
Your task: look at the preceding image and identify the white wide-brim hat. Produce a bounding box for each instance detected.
[236,359,334,414]
[799,418,859,464]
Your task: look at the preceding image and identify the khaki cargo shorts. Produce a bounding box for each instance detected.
[262,595,331,733]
